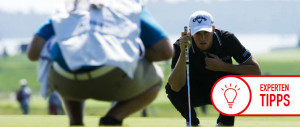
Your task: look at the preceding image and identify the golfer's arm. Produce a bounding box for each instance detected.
[27,35,46,61]
[168,53,187,92]
[222,57,261,75]
[145,39,174,62]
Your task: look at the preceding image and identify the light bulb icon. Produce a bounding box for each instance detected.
[221,84,240,109]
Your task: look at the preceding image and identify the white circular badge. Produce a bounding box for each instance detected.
[211,76,252,116]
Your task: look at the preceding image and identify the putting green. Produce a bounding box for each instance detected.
[0,115,300,127]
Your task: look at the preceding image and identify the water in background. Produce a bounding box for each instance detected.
[169,34,299,54]
[0,34,299,56]
[0,38,31,56]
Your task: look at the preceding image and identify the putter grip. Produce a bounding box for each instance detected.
[183,26,189,63]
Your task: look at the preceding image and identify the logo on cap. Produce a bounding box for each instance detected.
[193,16,207,24]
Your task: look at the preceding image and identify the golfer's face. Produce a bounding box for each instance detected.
[193,31,214,51]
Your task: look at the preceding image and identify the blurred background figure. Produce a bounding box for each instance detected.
[2,48,8,58]
[16,78,31,114]
[141,105,157,117]
[48,91,65,115]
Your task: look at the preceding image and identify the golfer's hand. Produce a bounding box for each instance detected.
[179,33,191,53]
[205,53,225,71]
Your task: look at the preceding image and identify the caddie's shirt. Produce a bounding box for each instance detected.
[166,29,252,105]
[35,7,167,72]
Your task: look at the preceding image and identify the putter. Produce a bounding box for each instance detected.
[184,26,192,127]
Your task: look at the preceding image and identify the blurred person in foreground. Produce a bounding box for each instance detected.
[27,0,173,126]
[16,79,31,114]
[166,10,261,126]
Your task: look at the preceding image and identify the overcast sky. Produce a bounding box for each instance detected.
[0,0,64,14]
[0,0,295,14]
[0,0,299,37]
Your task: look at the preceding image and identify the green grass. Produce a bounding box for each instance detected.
[1,49,299,94]
[0,48,300,126]
[0,115,300,127]
[0,54,40,93]
[0,88,218,117]
[254,48,300,75]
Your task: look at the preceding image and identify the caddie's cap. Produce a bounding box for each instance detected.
[189,10,214,35]
[19,79,27,86]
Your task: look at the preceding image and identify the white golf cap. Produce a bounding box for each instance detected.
[19,79,27,86]
[189,10,214,35]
